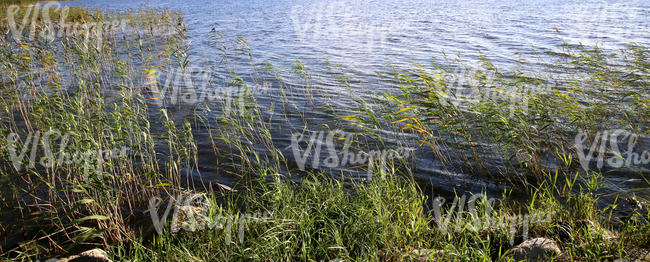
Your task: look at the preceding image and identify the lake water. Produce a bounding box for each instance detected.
[59,0,650,200]
[64,0,650,68]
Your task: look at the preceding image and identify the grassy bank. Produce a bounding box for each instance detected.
[0,4,648,262]
[110,169,649,261]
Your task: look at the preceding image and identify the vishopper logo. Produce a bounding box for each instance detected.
[148,194,272,245]
[570,1,643,41]
[290,1,411,52]
[4,2,129,52]
[145,65,259,117]
[431,194,554,245]
[5,130,128,180]
[575,129,650,172]
[431,67,535,117]
[288,130,415,179]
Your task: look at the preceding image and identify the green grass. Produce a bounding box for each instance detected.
[0,4,648,262]
[109,168,648,262]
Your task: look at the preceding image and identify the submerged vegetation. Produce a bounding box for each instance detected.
[0,4,648,262]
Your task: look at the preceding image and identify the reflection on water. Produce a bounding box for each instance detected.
[58,0,650,200]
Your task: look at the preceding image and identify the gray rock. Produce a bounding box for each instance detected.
[406,249,450,261]
[586,220,617,241]
[509,238,561,262]
[58,248,112,262]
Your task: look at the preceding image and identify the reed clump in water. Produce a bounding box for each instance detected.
[0,3,190,259]
[372,43,650,183]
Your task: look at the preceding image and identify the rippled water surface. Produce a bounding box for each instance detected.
[66,0,650,67]
[61,0,650,198]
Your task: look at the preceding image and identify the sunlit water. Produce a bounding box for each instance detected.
[59,0,650,203]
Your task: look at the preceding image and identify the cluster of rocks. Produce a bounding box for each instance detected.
[41,235,648,261]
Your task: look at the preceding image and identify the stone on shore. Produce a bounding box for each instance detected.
[508,238,561,262]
